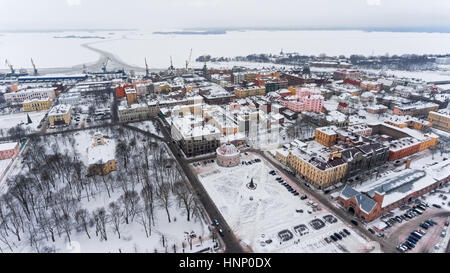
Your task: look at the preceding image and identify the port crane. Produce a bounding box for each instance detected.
[5,59,15,74]
[31,58,38,75]
[101,57,111,73]
[185,48,192,70]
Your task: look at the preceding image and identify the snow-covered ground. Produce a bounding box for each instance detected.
[129,120,164,137]
[193,152,373,253]
[0,127,216,253]
[0,110,47,132]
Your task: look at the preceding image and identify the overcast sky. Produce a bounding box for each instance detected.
[1,0,450,31]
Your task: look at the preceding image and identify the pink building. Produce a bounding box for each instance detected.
[281,94,324,113]
[0,142,19,160]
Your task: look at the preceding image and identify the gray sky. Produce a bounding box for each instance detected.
[1,0,450,31]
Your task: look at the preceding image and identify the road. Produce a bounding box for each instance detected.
[256,150,398,253]
[134,118,247,253]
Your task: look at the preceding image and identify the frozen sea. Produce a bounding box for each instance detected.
[2,29,450,76]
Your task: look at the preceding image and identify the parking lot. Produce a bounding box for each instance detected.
[382,203,450,253]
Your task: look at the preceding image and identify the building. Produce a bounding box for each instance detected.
[366,104,387,114]
[287,148,347,189]
[4,87,56,104]
[338,164,450,222]
[22,98,52,111]
[48,104,72,126]
[428,110,450,132]
[393,102,439,117]
[0,142,19,160]
[333,70,360,81]
[58,92,82,105]
[216,143,240,167]
[315,126,338,147]
[234,85,266,98]
[171,114,221,157]
[125,88,137,106]
[118,102,151,122]
[87,134,116,176]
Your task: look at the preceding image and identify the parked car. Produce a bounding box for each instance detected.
[213,219,219,226]
[300,195,308,200]
[330,235,337,241]
[432,204,442,209]
[343,229,351,235]
[218,229,224,237]
[351,220,358,226]
[368,228,375,234]
[419,223,429,230]
[334,233,342,240]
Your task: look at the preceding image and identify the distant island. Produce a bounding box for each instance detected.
[54,35,106,39]
[153,30,226,35]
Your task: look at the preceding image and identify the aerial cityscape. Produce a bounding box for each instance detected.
[0,0,450,258]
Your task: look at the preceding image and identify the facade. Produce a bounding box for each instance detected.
[315,126,338,147]
[0,142,19,160]
[87,134,116,176]
[48,104,72,126]
[125,88,137,106]
[58,92,81,105]
[393,102,439,117]
[428,110,450,132]
[4,87,56,104]
[287,149,347,189]
[216,143,240,167]
[171,114,221,157]
[22,98,52,111]
[340,142,389,179]
[234,86,266,98]
[118,103,151,122]
[333,70,360,81]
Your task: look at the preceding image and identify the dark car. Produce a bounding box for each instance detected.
[343,229,351,235]
[339,231,347,238]
[351,220,358,226]
[213,219,219,226]
[432,204,442,209]
[334,233,342,240]
[330,235,337,241]
[218,229,224,237]
[300,195,308,200]
[293,192,299,196]
[419,223,429,230]
[368,228,375,234]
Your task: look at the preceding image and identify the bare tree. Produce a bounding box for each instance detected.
[74,209,93,239]
[108,201,123,239]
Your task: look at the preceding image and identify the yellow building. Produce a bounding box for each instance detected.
[87,134,117,176]
[23,98,52,111]
[48,104,72,126]
[418,134,439,152]
[287,150,347,189]
[315,126,338,147]
[428,110,450,132]
[234,86,266,98]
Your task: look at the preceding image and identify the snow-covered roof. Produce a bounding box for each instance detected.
[0,142,18,151]
[216,143,240,157]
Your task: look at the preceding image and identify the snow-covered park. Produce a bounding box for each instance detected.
[193,152,373,253]
[0,126,216,253]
